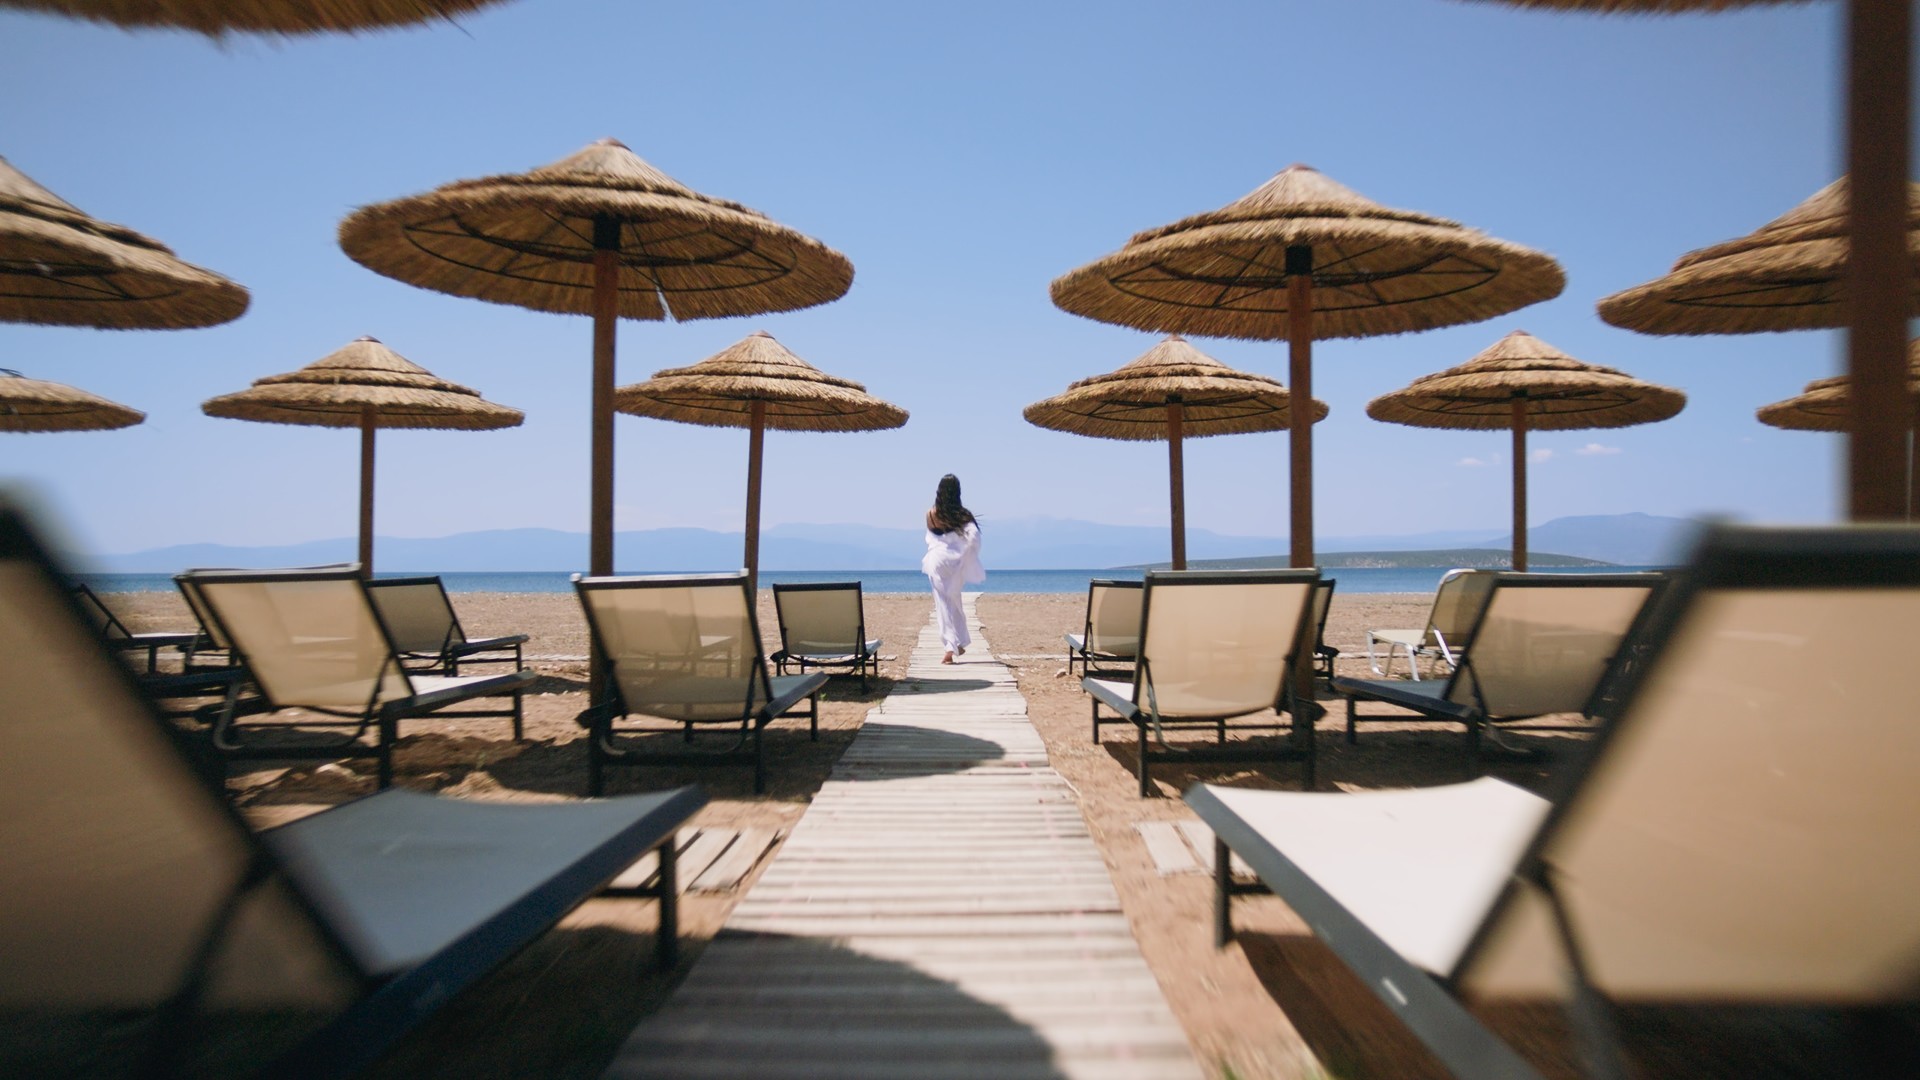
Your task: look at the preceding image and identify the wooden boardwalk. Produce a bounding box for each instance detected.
[605,596,1202,1080]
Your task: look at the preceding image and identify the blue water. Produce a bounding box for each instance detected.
[80,565,1662,596]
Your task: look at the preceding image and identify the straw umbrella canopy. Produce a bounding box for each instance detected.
[338,138,853,583]
[0,155,247,330]
[0,368,142,432]
[1023,336,1326,570]
[1598,178,1920,335]
[1051,164,1564,570]
[614,331,905,588]
[0,0,514,34]
[1367,330,1685,570]
[201,337,522,576]
[1757,340,1920,516]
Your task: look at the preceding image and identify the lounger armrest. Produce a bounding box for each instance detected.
[396,669,536,714]
[1332,676,1475,721]
[1082,677,1139,720]
[765,672,829,717]
[111,631,199,650]
[457,633,529,651]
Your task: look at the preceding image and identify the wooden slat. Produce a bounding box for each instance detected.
[688,827,776,892]
[1176,820,1252,878]
[1134,821,1201,876]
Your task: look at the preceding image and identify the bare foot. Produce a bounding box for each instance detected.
[941,651,955,664]
[955,647,966,656]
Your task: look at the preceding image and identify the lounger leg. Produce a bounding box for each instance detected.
[683,721,694,744]
[809,692,819,741]
[1367,636,1383,676]
[511,685,524,741]
[752,724,766,795]
[377,716,396,790]
[1466,720,1481,777]
[656,837,680,968]
[1137,722,1152,798]
[1214,835,1233,947]
[1345,694,1358,745]
[1091,697,1100,743]
[1216,719,1226,744]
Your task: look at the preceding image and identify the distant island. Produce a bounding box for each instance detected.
[1127,548,1615,571]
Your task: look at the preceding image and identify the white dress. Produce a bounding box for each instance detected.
[923,522,984,653]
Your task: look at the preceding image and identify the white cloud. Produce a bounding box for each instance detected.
[1457,456,1489,467]
[1574,443,1623,457]
[1530,448,1556,463]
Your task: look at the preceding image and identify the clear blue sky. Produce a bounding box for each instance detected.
[0,0,1906,560]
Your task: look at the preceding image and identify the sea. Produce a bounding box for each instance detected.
[81,565,1662,596]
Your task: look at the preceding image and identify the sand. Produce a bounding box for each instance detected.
[107,588,1830,1079]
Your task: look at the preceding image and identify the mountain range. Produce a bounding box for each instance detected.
[79,512,1699,573]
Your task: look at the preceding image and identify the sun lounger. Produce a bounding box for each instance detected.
[183,566,536,787]
[69,580,198,674]
[769,580,882,693]
[1188,523,1920,1079]
[0,498,704,1080]
[1065,577,1143,676]
[1084,569,1322,797]
[1365,567,1494,680]
[575,572,828,796]
[365,574,529,678]
[1334,573,1664,772]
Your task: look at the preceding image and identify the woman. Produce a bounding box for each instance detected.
[921,473,984,664]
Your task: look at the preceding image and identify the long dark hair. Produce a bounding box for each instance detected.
[925,473,977,535]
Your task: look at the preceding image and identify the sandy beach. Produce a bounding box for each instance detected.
[109,587,1797,1079]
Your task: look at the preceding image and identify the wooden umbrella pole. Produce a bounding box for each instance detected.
[358,405,376,578]
[744,400,766,592]
[1286,245,1314,569]
[1167,398,1186,571]
[1511,399,1528,572]
[1909,393,1919,521]
[591,216,620,575]
[1844,0,1912,521]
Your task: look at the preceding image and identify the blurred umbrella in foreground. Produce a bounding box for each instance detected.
[0,0,515,34]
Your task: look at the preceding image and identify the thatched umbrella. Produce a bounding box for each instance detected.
[0,155,247,330]
[0,368,142,432]
[614,331,904,589]
[1051,164,1563,570]
[1598,178,1920,334]
[1757,340,1920,517]
[1367,330,1685,570]
[201,337,522,576]
[1023,335,1326,570]
[1467,0,1912,526]
[338,139,852,582]
[0,0,514,34]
